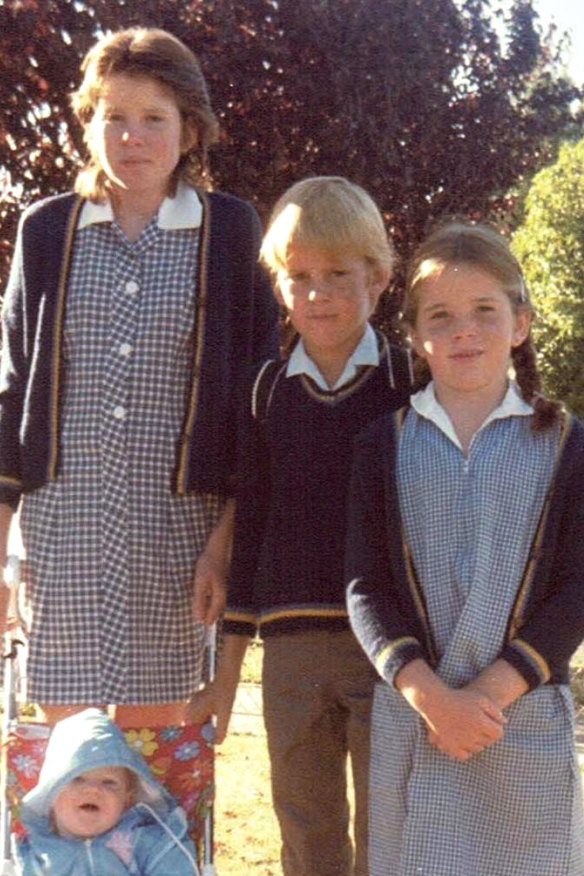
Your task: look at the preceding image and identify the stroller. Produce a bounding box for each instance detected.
[1,557,216,876]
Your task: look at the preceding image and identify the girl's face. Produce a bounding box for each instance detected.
[410,263,530,404]
[276,242,385,367]
[87,73,194,202]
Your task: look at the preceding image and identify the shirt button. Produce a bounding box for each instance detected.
[113,405,126,420]
[124,280,139,295]
[119,343,133,357]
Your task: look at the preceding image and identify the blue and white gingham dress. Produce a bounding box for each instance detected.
[370,400,584,875]
[19,209,223,704]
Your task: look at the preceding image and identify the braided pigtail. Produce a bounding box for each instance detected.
[411,352,432,393]
[512,335,564,432]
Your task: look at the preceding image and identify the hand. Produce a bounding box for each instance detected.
[423,687,506,761]
[192,548,227,625]
[185,634,249,743]
[185,679,238,744]
[465,659,529,711]
[193,499,235,625]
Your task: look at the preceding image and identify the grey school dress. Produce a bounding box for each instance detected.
[19,197,223,704]
[369,393,584,876]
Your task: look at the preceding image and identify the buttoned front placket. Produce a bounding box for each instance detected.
[98,224,157,700]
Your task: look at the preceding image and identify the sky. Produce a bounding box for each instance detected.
[533,0,584,84]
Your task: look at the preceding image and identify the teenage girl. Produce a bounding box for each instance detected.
[346,221,584,875]
[0,28,278,732]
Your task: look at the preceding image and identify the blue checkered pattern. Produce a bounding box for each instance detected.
[368,411,584,874]
[20,217,223,703]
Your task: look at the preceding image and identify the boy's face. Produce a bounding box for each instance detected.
[52,766,133,839]
[276,243,385,367]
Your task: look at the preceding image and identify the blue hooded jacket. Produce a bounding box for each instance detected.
[13,709,200,876]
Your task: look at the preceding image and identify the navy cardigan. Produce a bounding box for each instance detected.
[346,410,584,692]
[0,189,279,508]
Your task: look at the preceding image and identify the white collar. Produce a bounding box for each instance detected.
[411,380,533,450]
[286,322,379,391]
[77,181,202,230]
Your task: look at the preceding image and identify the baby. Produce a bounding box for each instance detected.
[14,709,199,875]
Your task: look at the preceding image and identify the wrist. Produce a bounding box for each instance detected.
[395,659,449,718]
[469,660,528,709]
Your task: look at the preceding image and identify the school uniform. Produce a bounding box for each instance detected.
[0,183,278,704]
[225,326,412,876]
[346,383,584,875]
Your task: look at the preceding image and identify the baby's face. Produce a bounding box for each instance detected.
[52,766,133,838]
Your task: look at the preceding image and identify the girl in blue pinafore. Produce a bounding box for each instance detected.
[346,221,584,875]
[0,28,278,733]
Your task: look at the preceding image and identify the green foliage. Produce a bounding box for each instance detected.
[512,138,584,417]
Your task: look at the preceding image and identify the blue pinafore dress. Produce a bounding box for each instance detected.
[369,401,584,875]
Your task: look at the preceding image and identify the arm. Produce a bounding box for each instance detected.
[192,499,235,625]
[345,422,428,685]
[222,368,272,638]
[137,814,200,875]
[0,218,27,510]
[0,503,13,638]
[185,633,250,743]
[497,423,584,691]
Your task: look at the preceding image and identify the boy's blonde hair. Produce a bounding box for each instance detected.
[260,176,394,285]
[71,27,219,200]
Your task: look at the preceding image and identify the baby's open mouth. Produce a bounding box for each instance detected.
[80,803,99,812]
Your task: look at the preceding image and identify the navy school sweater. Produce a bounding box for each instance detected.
[224,333,413,637]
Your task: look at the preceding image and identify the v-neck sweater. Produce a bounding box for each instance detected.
[224,339,412,637]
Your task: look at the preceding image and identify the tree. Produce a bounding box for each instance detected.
[1,0,581,322]
[512,137,584,418]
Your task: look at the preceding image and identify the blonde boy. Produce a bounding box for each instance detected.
[189,177,412,876]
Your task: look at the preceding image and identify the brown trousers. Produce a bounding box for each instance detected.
[262,629,377,876]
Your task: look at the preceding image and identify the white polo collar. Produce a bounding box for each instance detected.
[77,181,202,230]
[411,380,533,450]
[287,322,379,391]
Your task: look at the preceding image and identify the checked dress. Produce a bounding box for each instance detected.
[369,391,584,876]
[19,200,223,704]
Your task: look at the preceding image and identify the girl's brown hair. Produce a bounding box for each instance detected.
[402,221,562,431]
[71,28,219,200]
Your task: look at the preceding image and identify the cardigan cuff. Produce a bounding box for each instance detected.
[0,477,22,511]
[375,636,425,688]
[223,609,258,639]
[500,639,551,691]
